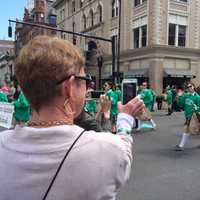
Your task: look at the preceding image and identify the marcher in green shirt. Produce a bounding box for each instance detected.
[85,99,97,113]
[178,91,200,120]
[138,82,153,111]
[175,83,200,151]
[105,83,121,133]
[13,91,31,123]
[0,91,8,102]
[136,82,156,131]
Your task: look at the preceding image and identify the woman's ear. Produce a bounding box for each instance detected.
[63,76,75,98]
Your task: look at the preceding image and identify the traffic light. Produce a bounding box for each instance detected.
[8,26,12,38]
[73,35,77,45]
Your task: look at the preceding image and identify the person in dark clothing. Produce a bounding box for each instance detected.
[156,95,163,110]
[13,85,21,100]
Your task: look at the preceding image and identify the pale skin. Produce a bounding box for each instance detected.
[30,67,145,126]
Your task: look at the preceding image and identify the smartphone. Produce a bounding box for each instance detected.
[122,79,138,104]
[91,91,104,99]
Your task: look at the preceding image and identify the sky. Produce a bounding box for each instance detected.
[0,0,29,40]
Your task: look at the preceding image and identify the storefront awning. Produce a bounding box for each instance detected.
[164,69,195,78]
[124,68,148,78]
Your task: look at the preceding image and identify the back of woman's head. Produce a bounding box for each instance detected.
[15,35,85,111]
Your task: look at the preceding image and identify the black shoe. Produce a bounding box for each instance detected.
[174,145,184,151]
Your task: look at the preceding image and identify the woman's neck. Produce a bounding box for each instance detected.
[31,104,74,125]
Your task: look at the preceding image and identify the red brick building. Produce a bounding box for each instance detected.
[15,0,57,55]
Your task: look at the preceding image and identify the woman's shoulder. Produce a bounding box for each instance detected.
[82,129,133,154]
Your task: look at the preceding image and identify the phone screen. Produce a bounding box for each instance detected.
[122,82,137,104]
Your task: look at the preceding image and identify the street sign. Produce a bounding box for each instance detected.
[0,102,14,129]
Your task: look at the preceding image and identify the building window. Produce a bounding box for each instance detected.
[168,23,186,47]
[72,1,75,13]
[82,14,86,30]
[134,0,147,7]
[134,28,139,48]
[133,25,147,48]
[168,23,176,45]
[60,8,65,21]
[112,0,119,18]
[178,0,188,2]
[80,0,83,8]
[49,15,57,26]
[97,4,103,23]
[89,9,94,27]
[141,25,147,47]
[178,25,186,46]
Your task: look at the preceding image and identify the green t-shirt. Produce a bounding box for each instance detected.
[166,89,173,105]
[13,92,30,122]
[180,92,200,119]
[106,89,120,117]
[0,92,8,102]
[139,89,153,110]
[84,99,97,113]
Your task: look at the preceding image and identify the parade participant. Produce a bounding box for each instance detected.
[7,81,16,102]
[84,82,97,115]
[175,83,200,151]
[0,86,8,102]
[0,36,145,200]
[137,82,156,130]
[166,86,173,115]
[13,84,21,100]
[171,85,179,111]
[106,83,121,133]
[156,94,163,110]
[13,87,31,124]
[138,82,153,111]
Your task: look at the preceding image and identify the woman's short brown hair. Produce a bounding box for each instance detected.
[15,35,85,111]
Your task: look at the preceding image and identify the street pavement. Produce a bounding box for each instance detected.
[118,111,200,200]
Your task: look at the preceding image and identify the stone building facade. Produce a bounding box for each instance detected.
[0,40,14,85]
[54,0,200,94]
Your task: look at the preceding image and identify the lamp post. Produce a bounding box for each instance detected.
[97,55,103,90]
[116,0,122,84]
